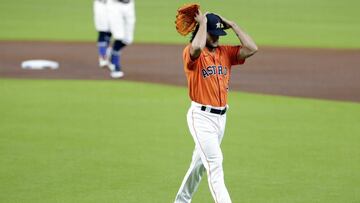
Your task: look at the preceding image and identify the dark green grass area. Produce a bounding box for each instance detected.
[0,79,359,202]
[1,0,360,48]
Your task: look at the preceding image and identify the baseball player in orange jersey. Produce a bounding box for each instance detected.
[174,10,258,203]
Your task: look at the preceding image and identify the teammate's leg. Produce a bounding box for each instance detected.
[108,40,127,78]
[97,31,112,67]
[94,0,111,67]
[107,1,127,78]
[174,147,205,203]
[123,1,136,45]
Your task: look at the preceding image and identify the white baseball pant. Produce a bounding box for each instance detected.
[107,0,136,44]
[93,0,136,44]
[93,0,109,32]
[175,101,232,203]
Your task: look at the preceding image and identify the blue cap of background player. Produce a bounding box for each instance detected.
[206,13,227,36]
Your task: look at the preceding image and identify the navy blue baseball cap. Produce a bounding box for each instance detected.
[206,13,227,36]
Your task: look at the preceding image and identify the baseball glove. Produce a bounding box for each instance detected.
[175,3,200,36]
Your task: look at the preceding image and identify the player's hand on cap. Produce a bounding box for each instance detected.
[194,9,207,24]
[215,13,235,29]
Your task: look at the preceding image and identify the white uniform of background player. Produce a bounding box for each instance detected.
[93,0,136,78]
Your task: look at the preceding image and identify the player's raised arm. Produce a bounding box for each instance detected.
[219,15,258,60]
[190,10,207,60]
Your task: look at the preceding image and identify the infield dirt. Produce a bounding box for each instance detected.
[1,41,359,102]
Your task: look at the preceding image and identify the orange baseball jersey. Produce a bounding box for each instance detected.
[183,44,245,107]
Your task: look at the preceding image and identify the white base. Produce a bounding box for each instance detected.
[21,60,59,70]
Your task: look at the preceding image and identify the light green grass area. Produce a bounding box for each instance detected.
[1,79,359,203]
[0,0,360,48]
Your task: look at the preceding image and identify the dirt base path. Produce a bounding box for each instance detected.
[1,41,360,102]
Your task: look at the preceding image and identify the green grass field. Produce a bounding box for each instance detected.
[1,0,360,202]
[0,79,359,203]
[0,0,360,48]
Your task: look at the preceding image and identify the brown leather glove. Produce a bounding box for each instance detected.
[175,3,200,36]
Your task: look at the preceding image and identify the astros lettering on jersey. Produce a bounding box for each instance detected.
[183,44,245,107]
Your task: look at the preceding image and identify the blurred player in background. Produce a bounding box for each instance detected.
[93,0,136,78]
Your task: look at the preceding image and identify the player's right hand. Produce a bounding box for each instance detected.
[194,9,207,24]
[215,13,235,29]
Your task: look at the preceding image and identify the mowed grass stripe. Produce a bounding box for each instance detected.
[0,0,360,48]
[0,79,359,203]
